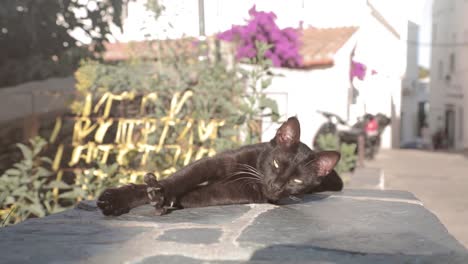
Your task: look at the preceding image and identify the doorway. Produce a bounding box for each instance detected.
[445,105,455,148]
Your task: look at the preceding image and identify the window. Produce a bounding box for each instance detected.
[449,53,456,73]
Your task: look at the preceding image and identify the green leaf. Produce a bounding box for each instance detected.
[43,201,53,213]
[28,203,46,217]
[258,97,279,121]
[59,189,85,199]
[261,78,272,89]
[14,163,28,171]
[16,143,33,160]
[23,159,33,168]
[31,137,46,156]
[39,157,53,164]
[5,169,21,176]
[47,181,71,189]
[12,186,28,197]
[37,167,53,178]
[5,196,15,205]
[51,205,68,214]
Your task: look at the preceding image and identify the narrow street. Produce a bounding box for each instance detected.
[363,149,468,248]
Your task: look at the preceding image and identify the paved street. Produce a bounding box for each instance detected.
[361,149,468,248]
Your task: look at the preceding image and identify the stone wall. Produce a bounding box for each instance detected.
[0,76,75,172]
[1,189,466,263]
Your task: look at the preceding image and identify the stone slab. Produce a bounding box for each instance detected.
[0,190,466,264]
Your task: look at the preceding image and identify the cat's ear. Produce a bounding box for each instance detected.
[315,151,341,177]
[273,116,301,150]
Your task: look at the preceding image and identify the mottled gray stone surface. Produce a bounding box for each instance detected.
[159,228,222,244]
[0,189,466,264]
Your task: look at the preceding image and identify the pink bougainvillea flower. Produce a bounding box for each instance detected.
[217,5,302,68]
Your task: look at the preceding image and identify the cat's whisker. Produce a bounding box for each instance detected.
[238,170,262,179]
[234,165,256,176]
[231,171,262,180]
[236,164,265,178]
[230,166,264,179]
[230,170,261,177]
[223,171,262,183]
[224,176,262,185]
[241,163,263,175]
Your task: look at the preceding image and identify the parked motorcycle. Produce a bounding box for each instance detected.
[313,111,391,160]
[350,113,391,159]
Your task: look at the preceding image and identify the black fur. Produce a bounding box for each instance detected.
[97,117,343,216]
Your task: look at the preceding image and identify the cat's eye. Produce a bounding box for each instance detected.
[273,159,279,169]
[293,179,303,184]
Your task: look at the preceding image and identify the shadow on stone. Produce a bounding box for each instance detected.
[138,255,204,264]
[276,193,330,206]
[249,244,468,264]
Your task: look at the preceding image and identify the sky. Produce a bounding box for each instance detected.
[412,0,433,67]
[356,0,433,67]
[376,0,433,67]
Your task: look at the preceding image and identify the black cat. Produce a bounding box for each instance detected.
[97,117,343,216]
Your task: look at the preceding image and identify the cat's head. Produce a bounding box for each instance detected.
[260,117,341,201]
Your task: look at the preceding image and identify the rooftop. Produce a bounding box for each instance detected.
[300,26,358,68]
[103,26,358,68]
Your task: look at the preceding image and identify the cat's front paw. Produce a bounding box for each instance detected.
[144,173,167,215]
[97,187,132,216]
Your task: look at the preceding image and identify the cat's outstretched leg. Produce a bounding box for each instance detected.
[144,173,168,215]
[97,184,148,216]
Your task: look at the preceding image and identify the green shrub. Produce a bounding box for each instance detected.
[58,163,127,202]
[0,137,68,226]
[316,133,357,174]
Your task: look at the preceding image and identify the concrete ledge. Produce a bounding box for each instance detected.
[0,189,467,263]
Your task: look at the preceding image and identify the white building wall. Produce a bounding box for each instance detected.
[261,33,356,148]
[430,0,467,149]
[401,21,422,145]
[261,63,351,148]
[351,7,407,148]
